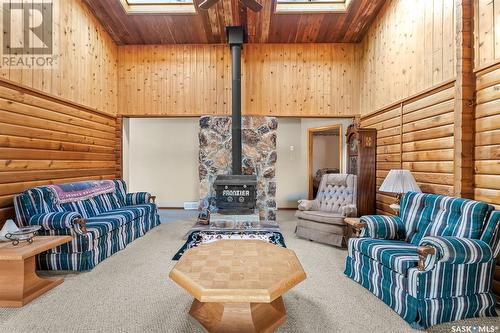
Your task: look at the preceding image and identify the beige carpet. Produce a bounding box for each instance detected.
[0,211,498,333]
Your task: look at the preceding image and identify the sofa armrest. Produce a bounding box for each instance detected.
[341,204,357,217]
[417,236,493,271]
[360,215,405,240]
[29,211,86,234]
[297,199,318,211]
[125,192,153,206]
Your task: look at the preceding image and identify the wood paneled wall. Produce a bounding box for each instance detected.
[117,44,360,117]
[360,82,456,215]
[0,0,118,115]
[474,0,500,69]
[0,80,117,223]
[359,0,456,115]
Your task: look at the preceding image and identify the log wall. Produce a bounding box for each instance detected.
[0,80,117,224]
[360,82,456,215]
[474,65,500,207]
[475,64,500,301]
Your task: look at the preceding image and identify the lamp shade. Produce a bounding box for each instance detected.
[379,169,421,194]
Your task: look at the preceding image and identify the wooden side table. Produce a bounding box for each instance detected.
[0,235,72,307]
[344,217,366,240]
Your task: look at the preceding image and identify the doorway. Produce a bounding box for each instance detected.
[308,124,343,199]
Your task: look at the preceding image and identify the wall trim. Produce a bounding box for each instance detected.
[122,114,357,119]
[474,59,500,75]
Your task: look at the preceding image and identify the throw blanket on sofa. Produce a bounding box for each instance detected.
[172,230,287,260]
[47,180,116,204]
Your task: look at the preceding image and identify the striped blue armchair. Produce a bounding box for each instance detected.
[344,192,500,329]
[14,179,160,271]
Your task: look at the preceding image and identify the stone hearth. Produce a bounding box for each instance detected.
[199,115,277,221]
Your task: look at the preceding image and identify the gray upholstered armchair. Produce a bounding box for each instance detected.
[295,174,357,247]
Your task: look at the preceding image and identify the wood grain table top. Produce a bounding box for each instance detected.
[0,236,73,261]
[169,240,306,303]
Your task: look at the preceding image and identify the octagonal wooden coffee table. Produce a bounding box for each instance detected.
[169,240,306,333]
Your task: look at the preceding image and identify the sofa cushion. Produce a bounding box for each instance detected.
[295,210,345,225]
[85,204,153,239]
[401,192,492,245]
[349,238,419,275]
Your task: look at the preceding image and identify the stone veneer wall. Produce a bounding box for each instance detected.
[199,116,277,221]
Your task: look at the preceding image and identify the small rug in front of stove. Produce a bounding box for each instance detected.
[172,230,287,260]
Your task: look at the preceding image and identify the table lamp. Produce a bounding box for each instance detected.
[379,169,421,208]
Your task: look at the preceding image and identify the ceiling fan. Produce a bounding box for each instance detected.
[199,0,263,12]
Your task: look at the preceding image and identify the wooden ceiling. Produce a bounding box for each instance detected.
[84,0,386,44]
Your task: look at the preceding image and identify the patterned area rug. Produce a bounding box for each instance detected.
[172,230,287,260]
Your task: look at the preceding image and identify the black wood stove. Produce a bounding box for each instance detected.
[214,26,257,215]
[214,175,257,215]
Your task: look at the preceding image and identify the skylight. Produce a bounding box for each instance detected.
[121,0,196,14]
[275,0,352,13]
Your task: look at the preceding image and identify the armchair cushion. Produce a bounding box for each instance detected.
[295,210,345,226]
[316,174,356,214]
[401,192,492,245]
[29,211,84,233]
[125,192,151,206]
[360,215,405,240]
[419,236,493,271]
[325,173,349,186]
[349,238,419,274]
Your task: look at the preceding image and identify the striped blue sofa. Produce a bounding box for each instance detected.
[14,180,160,271]
[344,192,500,329]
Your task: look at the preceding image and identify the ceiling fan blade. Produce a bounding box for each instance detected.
[239,0,263,12]
[199,0,220,10]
